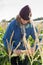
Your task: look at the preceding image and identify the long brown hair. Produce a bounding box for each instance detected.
[16,15,22,23]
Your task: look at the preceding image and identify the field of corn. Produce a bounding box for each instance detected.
[0,20,43,65]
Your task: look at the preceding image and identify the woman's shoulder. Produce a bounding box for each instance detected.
[6,19,17,31]
[10,19,17,25]
[8,19,17,28]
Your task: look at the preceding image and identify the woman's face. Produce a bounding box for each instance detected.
[21,18,29,25]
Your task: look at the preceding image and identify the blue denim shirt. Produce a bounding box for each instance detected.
[3,19,35,50]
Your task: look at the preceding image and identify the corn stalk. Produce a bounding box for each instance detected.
[31,20,43,65]
[6,31,14,61]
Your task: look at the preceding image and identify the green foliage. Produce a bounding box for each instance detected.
[0,26,5,44]
[40,30,43,34]
[27,35,35,47]
[32,61,41,65]
[0,26,11,65]
[0,56,11,65]
[33,50,42,65]
[0,43,11,65]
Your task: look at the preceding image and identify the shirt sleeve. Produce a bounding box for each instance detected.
[3,22,14,49]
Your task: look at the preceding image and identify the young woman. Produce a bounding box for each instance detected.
[3,5,35,65]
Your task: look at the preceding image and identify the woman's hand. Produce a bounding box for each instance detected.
[13,50,22,55]
[13,49,34,56]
